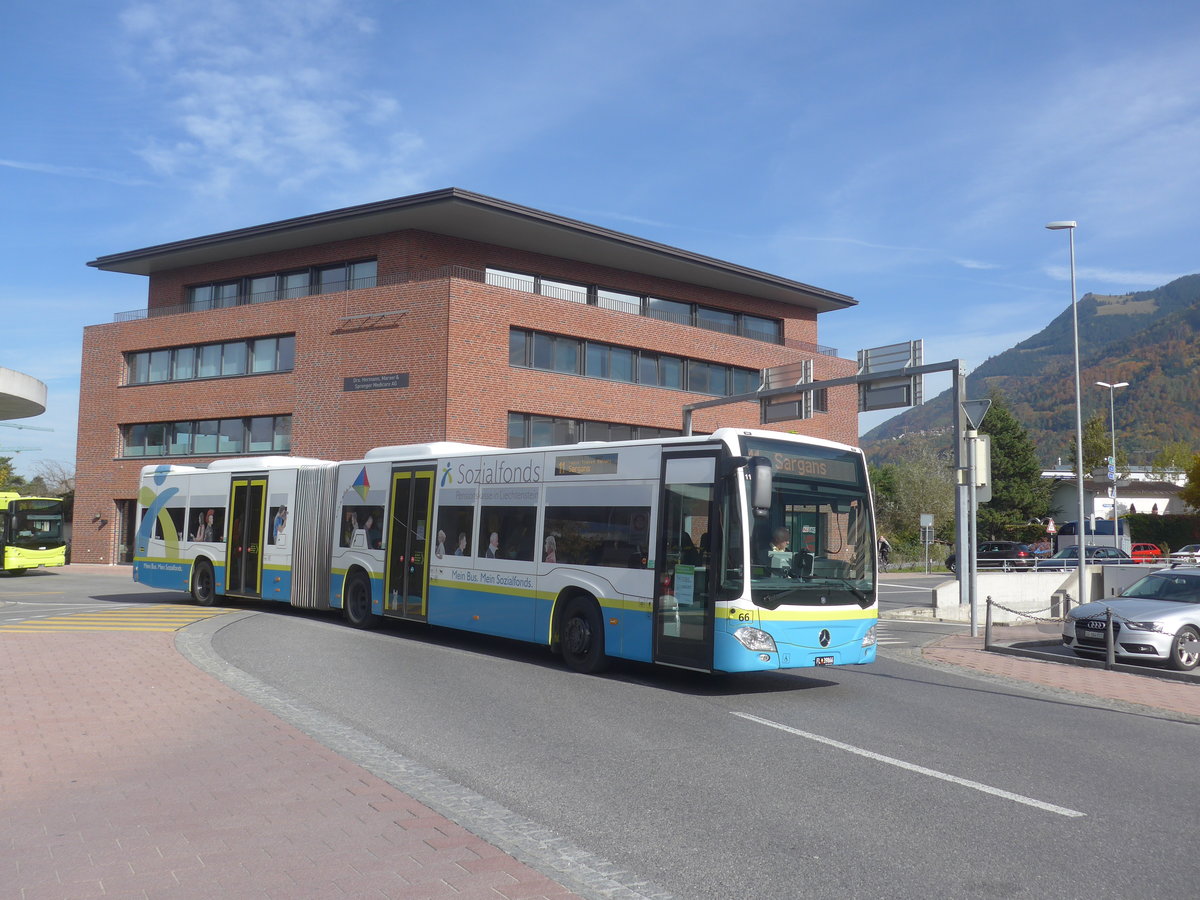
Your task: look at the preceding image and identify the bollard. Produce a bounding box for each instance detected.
[984,597,994,650]
[1105,606,1115,671]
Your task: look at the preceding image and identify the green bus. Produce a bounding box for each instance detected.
[0,492,67,574]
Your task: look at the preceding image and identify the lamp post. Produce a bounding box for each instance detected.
[1096,380,1129,527]
[1046,220,1087,607]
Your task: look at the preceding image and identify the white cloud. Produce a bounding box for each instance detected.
[1041,265,1189,289]
[119,0,426,198]
[0,158,150,186]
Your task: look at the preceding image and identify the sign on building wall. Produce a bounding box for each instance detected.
[343,373,409,392]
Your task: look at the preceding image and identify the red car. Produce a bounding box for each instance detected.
[1131,543,1163,563]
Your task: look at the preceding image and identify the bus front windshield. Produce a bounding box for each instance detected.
[8,499,66,549]
[740,439,875,610]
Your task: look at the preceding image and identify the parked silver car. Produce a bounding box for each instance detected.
[1168,543,1200,564]
[1061,567,1200,671]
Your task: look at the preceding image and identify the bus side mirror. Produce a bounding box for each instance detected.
[724,455,773,518]
[749,456,772,518]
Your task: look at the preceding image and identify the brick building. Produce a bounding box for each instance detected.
[76,188,859,565]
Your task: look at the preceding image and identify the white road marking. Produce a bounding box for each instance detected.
[880,582,939,592]
[732,712,1086,818]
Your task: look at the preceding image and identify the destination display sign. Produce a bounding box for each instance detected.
[742,438,862,485]
[554,453,619,476]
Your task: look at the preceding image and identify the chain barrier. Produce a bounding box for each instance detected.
[986,600,1064,625]
[985,598,1169,632]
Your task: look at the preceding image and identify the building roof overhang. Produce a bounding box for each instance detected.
[87,188,855,313]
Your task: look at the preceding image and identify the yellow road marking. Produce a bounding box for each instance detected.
[0,605,239,632]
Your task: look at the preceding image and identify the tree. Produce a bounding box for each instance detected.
[977,392,1053,539]
[1152,441,1192,479]
[1179,454,1200,510]
[32,460,75,496]
[1069,413,1112,473]
[0,456,28,493]
[871,445,956,546]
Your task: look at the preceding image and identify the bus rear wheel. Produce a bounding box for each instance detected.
[560,595,608,674]
[344,571,378,629]
[191,560,216,606]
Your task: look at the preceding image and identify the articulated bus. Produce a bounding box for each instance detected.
[0,492,68,574]
[133,429,878,673]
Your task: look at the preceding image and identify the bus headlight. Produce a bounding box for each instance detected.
[733,627,777,653]
[862,625,877,647]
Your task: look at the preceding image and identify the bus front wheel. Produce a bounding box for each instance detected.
[344,572,378,629]
[560,595,608,674]
[191,560,216,606]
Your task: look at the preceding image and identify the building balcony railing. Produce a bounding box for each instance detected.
[113,264,839,357]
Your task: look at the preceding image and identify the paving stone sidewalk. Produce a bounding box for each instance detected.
[922,624,1200,719]
[0,630,585,900]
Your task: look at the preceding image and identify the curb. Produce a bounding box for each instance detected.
[984,639,1200,685]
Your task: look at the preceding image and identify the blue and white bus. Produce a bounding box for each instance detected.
[134,429,878,673]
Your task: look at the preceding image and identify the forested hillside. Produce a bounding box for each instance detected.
[862,274,1200,468]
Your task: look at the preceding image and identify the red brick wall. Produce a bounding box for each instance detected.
[76,229,858,564]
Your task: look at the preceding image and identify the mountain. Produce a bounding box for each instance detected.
[861,274,1200,468]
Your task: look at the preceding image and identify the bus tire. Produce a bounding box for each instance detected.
[344,571,378,629]
[560,594,608,674]
[191,559,216,606]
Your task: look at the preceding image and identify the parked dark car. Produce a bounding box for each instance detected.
[1033,545,1132,570]
[946,541,1034,574]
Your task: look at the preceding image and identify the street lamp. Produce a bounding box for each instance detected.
[1046,220,1087,608]
[1096,380,1129,527]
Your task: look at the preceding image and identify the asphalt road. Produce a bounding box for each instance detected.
[5,569,1198,898]
[212,609,1198,899]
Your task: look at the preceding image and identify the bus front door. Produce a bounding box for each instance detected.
[654,450,718,671]
[227,477,267,598]
[384,467,434,620]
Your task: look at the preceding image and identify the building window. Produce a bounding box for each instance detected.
[742,314,782,343]
[646,296,691,326]
[248,275,277,304]
[686,360,728,395]
[220,341,248,376]
[126,336,295,385]
[485,268,536,293]
[122,416,292,458]
[485,267,783,345]
[510,328,758,397]
[507,412,682,448]
[596,288,640,313]
[187,258,375,310]
[696,306,737,336]
[539,278,588,304]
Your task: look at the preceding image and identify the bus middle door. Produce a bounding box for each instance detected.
[384,467,435,620]
[227,476,267,598]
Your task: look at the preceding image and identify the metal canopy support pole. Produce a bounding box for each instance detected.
[953,364,970,631]
[967,427,980,636]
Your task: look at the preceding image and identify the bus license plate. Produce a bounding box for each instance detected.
[814,656,835,666]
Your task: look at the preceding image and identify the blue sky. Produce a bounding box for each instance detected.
[2,0,1198,478]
